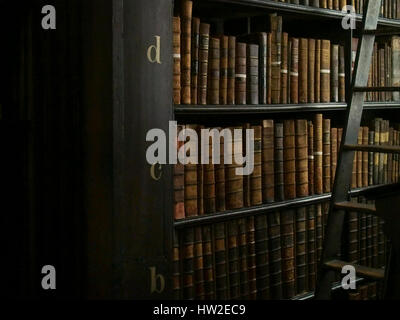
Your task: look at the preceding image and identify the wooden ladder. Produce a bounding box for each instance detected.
[315,0,400,300]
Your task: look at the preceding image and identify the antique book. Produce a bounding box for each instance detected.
[296,207,308,294]
[331,127,338,189]
[174,125,185,220]
[243,124,251,207]
[194,227,205,300]
[227,36,236,105]
[312,0,320,7]
[204,130,216,214]
[281,209,296,299]
[247,44,259,105]
[238,219,250,299]
[331,44,339,102]
[287,36,292,103]
[284,120,296,200]
[351,146,357,189]
[315,204,323,263]
[262,120,275,203]
[173,17,181,105]
[184,126,198,217]
[320,40,331,103]
[214,223,228,300]
[392,36,400,101]
[198,23,210,105]
[333,0,339,10]
[308,121,315,195]
[362,127,370,187]
[357,128,363,188]
[251,126,263,205]
[207,38,220,105]
[275,123,285,201]
[183,228,195,299]
[299,38,308,103]
[281,33,289,104]
[307,205,317,291]
[383,120,389,184]
[268,211,283,299]
[372,216,379,267]
[270,14,282,103]
[181,1,193,104]
[339,45,346,102]
[359,198,367,265]
[215,127,226,212]
[290,38,299,104]
[227,220,240,299]
[246,216,258,299]
[323,119,331,193]
[235,43,247,105]
[173,232,181,299]
[202,225,215,299]
[315,40,321,103]
[389,127,394,184]
[191,17,200,105]
[320,0,327,9]
[347,199,359,264]
[376,118,384,185]
[368,130,375,186]
[314,114,323,194]
[296,120,309,197]
[308,39,316,103]
[219,35,229,105]
[267,33,273,104]
[196,125,204,216]
[255,215,271,299]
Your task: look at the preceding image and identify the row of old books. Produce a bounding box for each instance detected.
[348,281,381,300]
[283,0,400,19]
[172,200,386,300]
[174,117,400,221]
[173,3,346,106]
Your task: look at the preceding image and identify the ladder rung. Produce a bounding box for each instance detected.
[324,260,385,281]
[343,144,400,154]
[334,201,376,214]
[353,86,400,92]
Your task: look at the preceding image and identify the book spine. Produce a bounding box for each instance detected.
[330,127,338,189]
[331,44,339,102]
[174,125,186,220]
[259,33,268,104]
[208,38,220,105]
[388,127,394,184]
[315,40,321,103]
[173,17,181,105]
[196,126,204,216]
[215,127,226,212]
[314,114,323,194]
[173,232,182,299]
[267,33,273,104]
[202,225,215,299]
[271,15,282,103]
[247,44,259,105]
[181,1,193,104]
[296,207,308,294]
[214,223,228,300]
[316,204,323,262]
[246,216,258,299]
[372,216,379,268]
[227,36,236,105]
[296,119,309,197]
[307,205,317,291]
[368,131,374,186]
[227,220,240,299]
[191,17,200,105]
[347,201,359,264]
[251,126,263,205]
[263,120,275,203]
[275,123,285,201]
[183,227,195,299]
[392,36,400,101]
[255,215,271,299]
[362,127,369,187]
[198,23,210,105]
[308,121,315,195]
[243,124,251,207]
[281,33,289,104]
[219,35,229,105]
[204,132,216,214]
[268,211,283,299]
[194,227,205,299]
[357,127,363,188]
[281,209,296,299]
[284,120,297,200]
[308,39,316,103]
[359,198,367,265]
[184,126,198,217]
[235,43,247,105]
[299,38,308,103]
[290,38,299,104]
[378,119,385,184]
[320,40,331,103]
[238,219,250,299]
[323,119,331,193]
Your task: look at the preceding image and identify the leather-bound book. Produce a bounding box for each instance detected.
[366,203,373,267]
[347,199,359,264]
[215,127,226,212]
[275,123,285,201]
[180,1,193,104]
[246,216,257,299]
[372,216,379,268]
[214,223,228,300]
[284,120,296,200]
[333,0,339,10]
[281,33,289,104]
[255,215,271,299]
[287,37,292,103]
[307,205,317,291]
[296,120,309,197]
[237,219,250,299]
[368,130,375,186]
[357,127,363,188]
[316,204,323,262]
[351,148,357,189]
[296,207,308,294]
[208,38,220,105]
[173,17,181,105]
[320,40,331,103]
[327,0,333,9]
[173,232,181,299]
[377,119,384,185]
[183,228,195,299]
[379,48,385,102]
[299,38,309,103]
[194,227,205,300]
[314,114,323,194]
[339,45,346,102]
[202,225,215,299]
[228,220,240,299]
[331,44,339,102]
[204,131,216,214]
[235,43,247,105]
[262,120,275,203]
[315,40,321,103]
[360,198,367,265]
[320,0,327,9]
[268,212,283,299]
[362,127,369,187]
[174,125,185,220]
[270,14,282,103]
[191,17,200,105]
[312,0,320,7]
[389,127,394,184]
[392,36,400,101]
[251,126,263,206]
[368,282,377,300]
[196,126,204,215]
[377,217,386,267]
[331,127,338,189]
[323,119,331,193]
[243,124,251,207]
[184,127,198,217]
[308,39,316,103]
[228,36,236,105]
[219,35,229,105]
[383,120,389,184]
[247,44,259,105]
[281,209,296,299]
[340,0,346,10]
[290,38,299,104]
[198,23,210,105]
[308,121,315,195]
[226,127,244,210]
